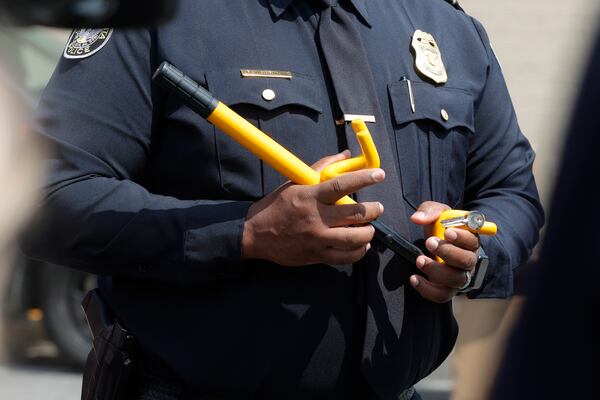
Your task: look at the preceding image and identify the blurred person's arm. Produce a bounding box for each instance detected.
[21,29,254,285]
[0,71,41,248]
[491,31,600,400]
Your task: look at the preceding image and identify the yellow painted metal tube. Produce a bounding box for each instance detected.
[320,120,381,181]
[353,120,380,169]
[320,157,366,181]
[208,102,356,205]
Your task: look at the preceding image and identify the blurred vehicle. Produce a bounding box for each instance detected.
[0,26,94,367]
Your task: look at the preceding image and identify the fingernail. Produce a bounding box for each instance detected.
[445,229,457,241]
[426,237,440,251]
[341,149,351,157]
[416,256,425,269]
[378,203,384,213]
[372,169,385,182]
[410,275,420,287]
[366,243,372,252]
[412,211,426,219]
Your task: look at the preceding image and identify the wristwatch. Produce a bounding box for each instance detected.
[458,247,489,294]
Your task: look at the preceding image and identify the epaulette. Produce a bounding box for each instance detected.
[444,0,464,11]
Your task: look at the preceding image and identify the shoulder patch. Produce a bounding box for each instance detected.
[64,28,113,59]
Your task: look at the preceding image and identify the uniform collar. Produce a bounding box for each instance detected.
[268,0,371,27]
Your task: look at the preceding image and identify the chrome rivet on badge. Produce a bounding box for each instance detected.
[262,89,276,101]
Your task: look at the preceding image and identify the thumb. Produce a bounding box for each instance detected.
[311,150,351,173]
[411,201,450,225]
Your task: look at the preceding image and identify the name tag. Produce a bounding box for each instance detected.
[240,69,293,80]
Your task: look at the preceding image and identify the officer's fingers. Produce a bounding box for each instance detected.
[410,201,451,225]
[425,237,477,271]
[315,169,385,204]
[444,228,480,252]
[321,245,371,265]
[323,225,376,248]
[410,274,457,304]
[311,150,351,173]
[416,255,471,289]
[322,202,384,227]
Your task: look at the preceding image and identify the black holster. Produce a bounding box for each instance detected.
[81,289,137,400]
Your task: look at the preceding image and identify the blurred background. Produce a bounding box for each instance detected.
[0,1,598,399]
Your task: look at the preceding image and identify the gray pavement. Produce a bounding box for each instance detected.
[0,364,81,400]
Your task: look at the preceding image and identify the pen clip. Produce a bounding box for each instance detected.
[401,77,416,114]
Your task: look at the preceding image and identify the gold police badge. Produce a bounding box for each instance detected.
[64,28,113,59]
[411,30,448,84]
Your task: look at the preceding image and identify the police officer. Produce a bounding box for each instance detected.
[23,0,544,399]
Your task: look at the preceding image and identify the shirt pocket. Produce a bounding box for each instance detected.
[205,69,323,198]
[388,80,475,209]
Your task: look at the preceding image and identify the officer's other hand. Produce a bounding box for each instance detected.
[242,151,385,266]
[410,201,480,303]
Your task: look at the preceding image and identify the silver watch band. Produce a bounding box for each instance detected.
[458,247,489,293]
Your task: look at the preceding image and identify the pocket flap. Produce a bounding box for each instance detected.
[206,69,323,113]
[388,80,475,133]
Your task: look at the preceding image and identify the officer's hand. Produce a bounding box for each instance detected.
[410,201,480,303]
[242,151,385,266]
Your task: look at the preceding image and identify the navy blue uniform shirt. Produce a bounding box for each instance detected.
[25,0,544,398]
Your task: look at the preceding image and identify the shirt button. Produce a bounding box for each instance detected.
[262,89,276,101]
[441,109,449,122]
